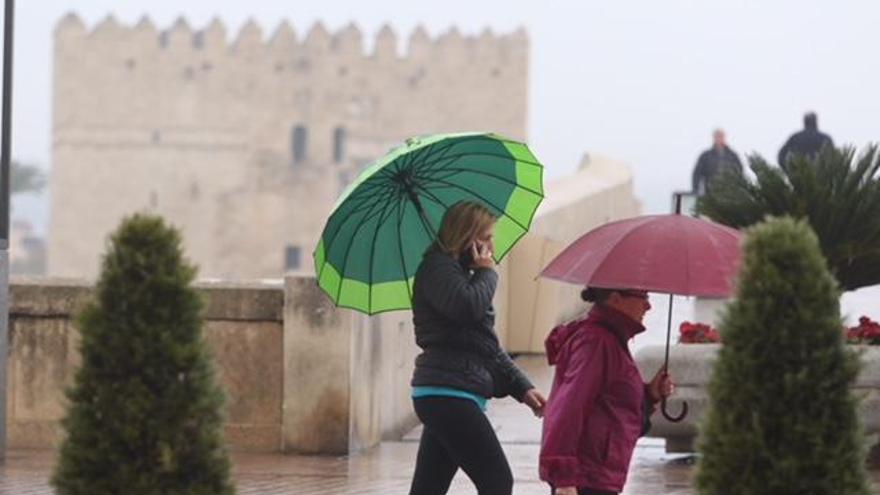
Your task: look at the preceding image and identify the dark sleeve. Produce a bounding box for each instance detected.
[824,134,834,149]
[420,259,498,324]
[692,153,706,192]
[732,150,744,173]
[493,349,534,401]
[778,138,792,165]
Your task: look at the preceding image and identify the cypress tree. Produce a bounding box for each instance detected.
[696,217,869,494]
[52,214,234,495]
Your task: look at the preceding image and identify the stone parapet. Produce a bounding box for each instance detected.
[635,343,880,453]
[6,276,417,455]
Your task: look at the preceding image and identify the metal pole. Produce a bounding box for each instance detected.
[1,0,11,241]
[0,0,16,461]
[661,192,688,422]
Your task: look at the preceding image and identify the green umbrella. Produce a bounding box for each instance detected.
[314,132,544,315]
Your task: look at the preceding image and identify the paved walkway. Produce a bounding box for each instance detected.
[1,356,878,494]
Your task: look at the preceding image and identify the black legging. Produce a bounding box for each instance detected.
[409,396,513,495]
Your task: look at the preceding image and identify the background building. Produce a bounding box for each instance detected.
[49,15,528,279]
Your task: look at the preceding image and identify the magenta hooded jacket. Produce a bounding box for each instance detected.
[539,304,656,492]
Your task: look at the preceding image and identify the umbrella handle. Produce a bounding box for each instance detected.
[661,398,688,423]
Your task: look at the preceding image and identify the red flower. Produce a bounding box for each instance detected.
[679,321,722,344]
[845,316,880,345]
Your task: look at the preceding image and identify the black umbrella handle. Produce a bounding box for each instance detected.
[661,398,688,422]
[661,289,688,423]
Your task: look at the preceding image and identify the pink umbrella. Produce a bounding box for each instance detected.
[540,213,742,421]
[541,214,741,296]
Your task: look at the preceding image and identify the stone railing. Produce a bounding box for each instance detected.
[635,344,880,453]
[8,276,419,455]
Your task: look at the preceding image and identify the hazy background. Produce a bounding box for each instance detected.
[10,1,880,237]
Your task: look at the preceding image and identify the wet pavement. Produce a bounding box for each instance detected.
[1,356,878,494]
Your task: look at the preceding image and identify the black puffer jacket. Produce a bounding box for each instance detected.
[410,248,534,401]
[778,128,834,165]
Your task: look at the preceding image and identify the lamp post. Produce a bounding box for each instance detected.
[0,0,16,460]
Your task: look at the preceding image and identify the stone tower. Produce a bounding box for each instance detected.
[49,14,528,279]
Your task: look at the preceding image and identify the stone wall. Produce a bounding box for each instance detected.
[7,276,420,454]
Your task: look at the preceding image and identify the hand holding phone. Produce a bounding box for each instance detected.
[470,241,495,270]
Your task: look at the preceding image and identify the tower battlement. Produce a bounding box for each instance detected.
[55,13,527,63]
[53,13,529,144]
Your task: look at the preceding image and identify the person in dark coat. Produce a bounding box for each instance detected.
[408,200,547,495]
[539,287,675,495]
[691,128,743,196]
[778,112,834,165]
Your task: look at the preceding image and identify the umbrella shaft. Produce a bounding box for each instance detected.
[664,293,674,369]
[401,180,437,240]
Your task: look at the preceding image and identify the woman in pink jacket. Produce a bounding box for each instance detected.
[539,287,675,495]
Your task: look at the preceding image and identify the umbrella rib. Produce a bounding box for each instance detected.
[422,177,531,232]
[333,186,393,304]
[318,181,392,279]
[366,194,402,313]
[412,184,452,212]
[405,135,533,177]
[318,192,384,284]
[334,162,402,206]
[322,184,394,255]
[323,139,481,285]
[328,181,390,222]
[433,154,544,173]
[402,137,462,177]
[337,178,393,204]
[394,193,415,301]
[412,151,543,180]
[400,137,449,173]
[423,166,543,195]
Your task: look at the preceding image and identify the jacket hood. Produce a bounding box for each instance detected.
[545,318,584,365]
[544,304,646,365]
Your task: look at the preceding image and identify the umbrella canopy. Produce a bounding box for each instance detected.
[314,132,544,314]
[540,213,742,422]
[540,214,742,297]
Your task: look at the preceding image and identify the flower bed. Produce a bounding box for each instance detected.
[846,316,880,345]
[645,312,880,455]
[679,321,721,343]
[634,343,880,454]
[679,316,880,345]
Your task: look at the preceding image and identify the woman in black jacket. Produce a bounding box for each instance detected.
[408,200,546,495]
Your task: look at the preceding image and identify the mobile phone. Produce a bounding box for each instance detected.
[461,243,476,266]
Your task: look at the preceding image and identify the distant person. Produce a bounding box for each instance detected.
[777,112,834,165]
[691,128,743,195]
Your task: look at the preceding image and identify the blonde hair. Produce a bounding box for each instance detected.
[436,201,497,258]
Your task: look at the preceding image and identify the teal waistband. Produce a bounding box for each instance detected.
[412,386,488,411]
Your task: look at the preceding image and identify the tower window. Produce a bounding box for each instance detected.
[333,127,346,164]
[292,125,307,165]
[285,245,301,271]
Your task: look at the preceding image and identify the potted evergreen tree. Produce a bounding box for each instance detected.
[52,214,235,495]
[696,217,870,494]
